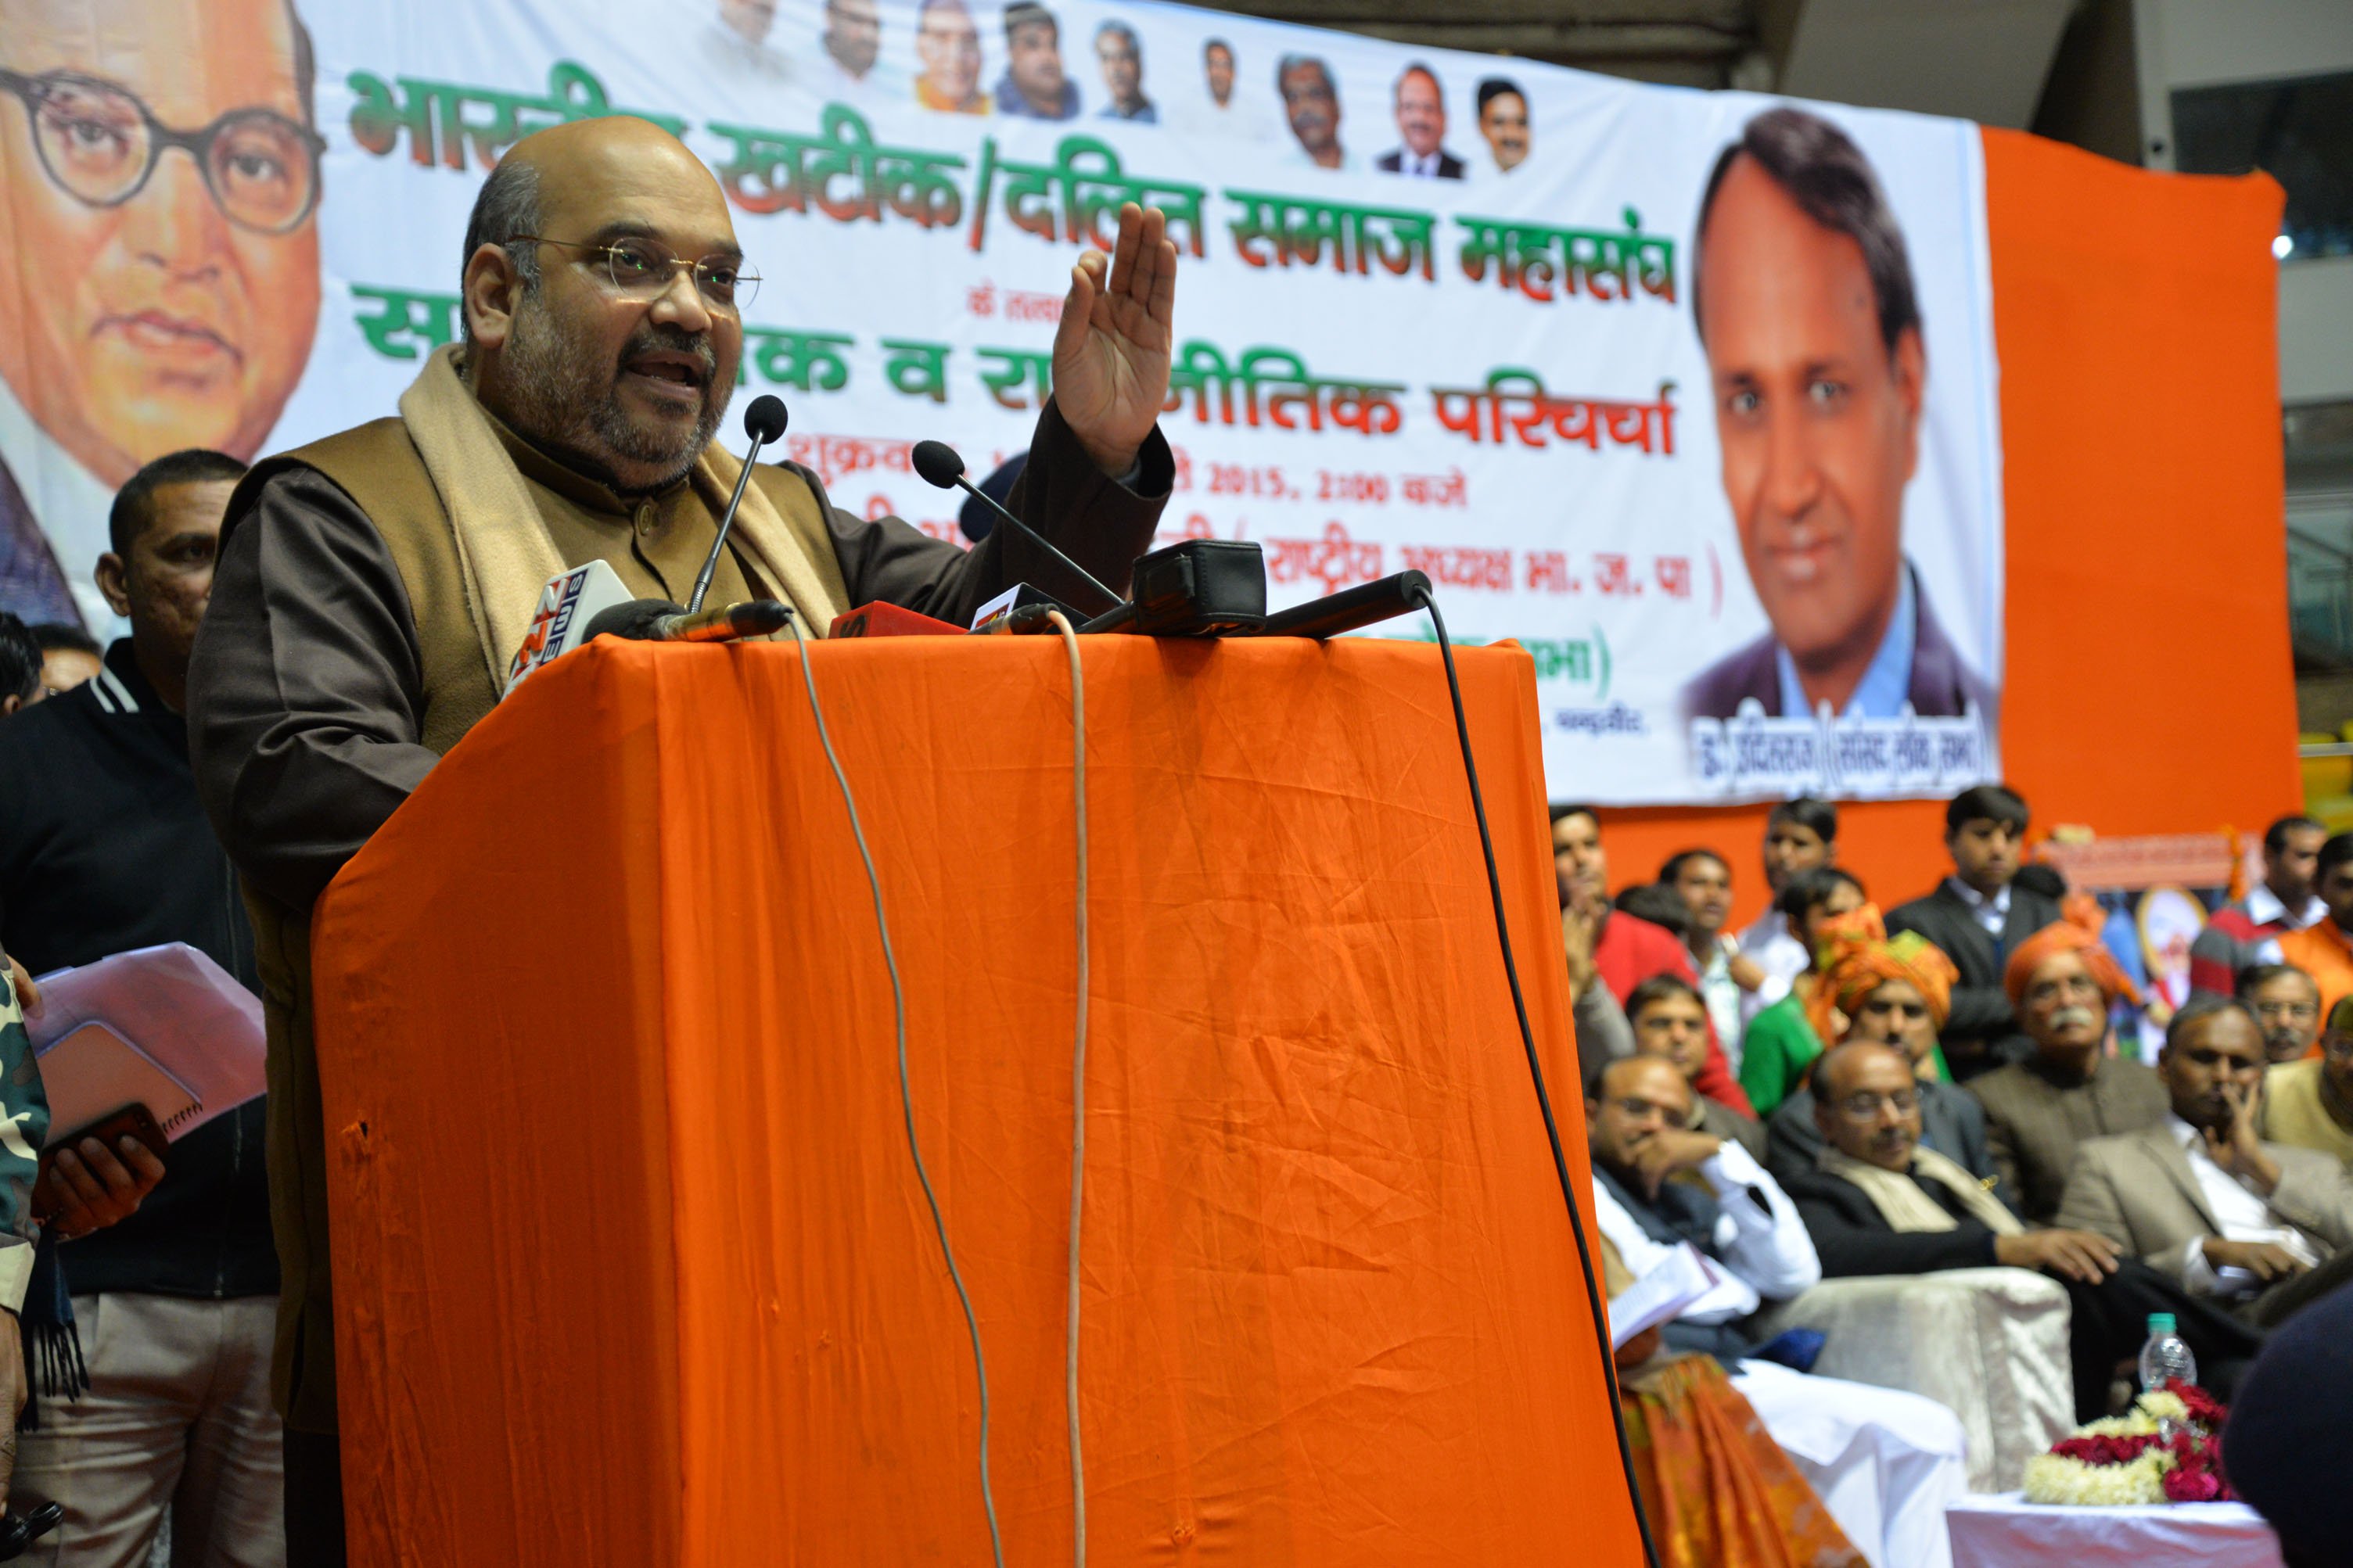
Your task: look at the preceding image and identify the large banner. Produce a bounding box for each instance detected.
[0,0,2003,804]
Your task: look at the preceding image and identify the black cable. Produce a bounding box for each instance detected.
[1406,583,1663,1568]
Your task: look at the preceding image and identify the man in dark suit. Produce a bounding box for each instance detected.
[1886,784,2062,1077]
[1783,1041,2260,1417]
[1374,63,1464,179]
[1681,106,1993,727]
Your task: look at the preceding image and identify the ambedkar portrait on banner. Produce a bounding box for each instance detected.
[0,0,324,630]
[1682,106,1993,727]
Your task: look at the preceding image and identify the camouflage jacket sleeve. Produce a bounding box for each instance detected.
[0,960,49,1313]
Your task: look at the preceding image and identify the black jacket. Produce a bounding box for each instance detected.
[0,642,277,1300]
[1781,1161,2007,1278]
[1884,880,2064,1076]
[1765,1078,2014,1213]
[1679,565,1996,724]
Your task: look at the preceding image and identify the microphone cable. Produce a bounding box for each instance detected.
[1403,583,1663,1568]
[785,614,1008,1568]
[1043,608,1091,1568]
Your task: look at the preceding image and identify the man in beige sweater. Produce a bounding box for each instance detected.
[186,115,1180,1564]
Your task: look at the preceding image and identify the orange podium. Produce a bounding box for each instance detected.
[311,633,1643,1566]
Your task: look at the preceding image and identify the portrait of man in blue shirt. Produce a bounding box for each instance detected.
[1682,106,1993,727]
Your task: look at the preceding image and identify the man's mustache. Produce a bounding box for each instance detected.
[620,325,718,387]
[2048,1005,2100,1032]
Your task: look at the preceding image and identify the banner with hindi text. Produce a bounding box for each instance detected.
[0,0,2003,804]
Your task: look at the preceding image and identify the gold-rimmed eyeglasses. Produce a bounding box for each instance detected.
[506,234,760,312]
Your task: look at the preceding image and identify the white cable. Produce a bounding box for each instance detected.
[1044,609,1090,1568]
[785,614,1007,1568]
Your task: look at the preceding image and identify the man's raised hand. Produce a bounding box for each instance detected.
[1052,202,1176,478]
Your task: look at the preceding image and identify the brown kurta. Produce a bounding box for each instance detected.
[187,397,1169,1432]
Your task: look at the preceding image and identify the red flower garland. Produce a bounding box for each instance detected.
[2045,1381,2235,1503]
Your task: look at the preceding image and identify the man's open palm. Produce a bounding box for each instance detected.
[1053,202,1176,476]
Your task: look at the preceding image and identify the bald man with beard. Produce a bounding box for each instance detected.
[186,116,1180,1563]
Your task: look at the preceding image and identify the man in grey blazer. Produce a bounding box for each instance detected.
[2059,996,2353,1328]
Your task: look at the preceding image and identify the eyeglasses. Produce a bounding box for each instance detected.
[508,235,760,313]
[2254,999,2319,1022]
[1830,1089,1919,1122]
[1605,1096,1681,1125]
[0,68,322,235]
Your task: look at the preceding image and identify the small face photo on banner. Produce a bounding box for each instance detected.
[1476,76,1530,175]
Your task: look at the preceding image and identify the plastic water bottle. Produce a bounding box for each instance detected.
[2138,1312,2197,1394]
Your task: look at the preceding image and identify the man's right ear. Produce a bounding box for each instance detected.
[462,243,523,351]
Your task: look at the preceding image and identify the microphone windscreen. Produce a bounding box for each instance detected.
[583,598,688,642]
[911,440,966,490]
[743,394,789,443]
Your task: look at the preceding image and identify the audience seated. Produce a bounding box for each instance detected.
[1586,1057,1967,1564]
[1763,918,2000,1205]
[1740,867,1866,1117]
[2240,961,2322,1064]
[1782,1041,2258,1421]
[2189,814,2326,997]
[1587,1056,1816,1358]
[2258,995,2353,1168]
[2277,831,2353,1021]
[1658,849,1762,1074]
[1553,805,1749,1113]
[1886,785,2063,1078]
[1624,975,1766,1161]
[1965,917,2168,1224]
[1735,797,1840,1029]
[2057,995,2353,1329]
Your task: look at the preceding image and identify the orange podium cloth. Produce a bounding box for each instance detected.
[311,635,1643,1566]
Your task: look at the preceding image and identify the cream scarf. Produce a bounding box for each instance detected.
[1820,1144,2024,1236]
[397,343,847,686]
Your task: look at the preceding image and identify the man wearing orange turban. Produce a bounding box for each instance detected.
[1968,913,2170,1223]
[2000,899,2142,1014]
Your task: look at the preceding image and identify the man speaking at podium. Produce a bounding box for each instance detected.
[185,116,1178,1563]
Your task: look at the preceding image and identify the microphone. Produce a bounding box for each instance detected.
[582,597,793,644]
[911,440,1123,615]
[688,394,790,614]
[504,558,637,698]
[1248,571,1433,639]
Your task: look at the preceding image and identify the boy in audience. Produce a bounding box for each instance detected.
[1736,798,1837,1024]
[1887,785,2062,1077]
